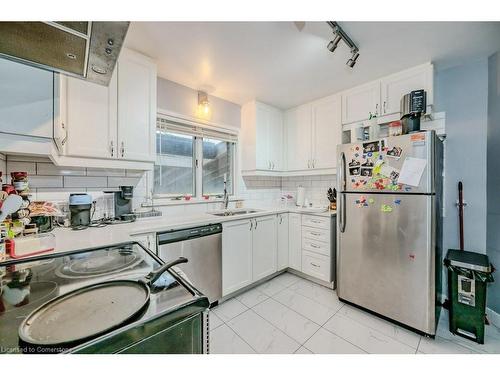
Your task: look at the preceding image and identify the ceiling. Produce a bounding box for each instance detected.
[124,22,500,109]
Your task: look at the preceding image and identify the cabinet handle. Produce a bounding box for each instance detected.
[312,159,316,168]
[279,215,283,224]
[375,103,379,116]
[254,219,258,230]
[310,262,320,268]
[250,220,253,231]
[307,160,311,169]
[121,141,125,158]
[310,243,320,249]
[60,122,68,146]
[311,219,322,224]
[272,162,275,170]
[110,141,114,157]
[310,232,321,236]
[383,101,387,114]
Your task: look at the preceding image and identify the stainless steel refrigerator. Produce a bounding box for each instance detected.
[336,130,443,335]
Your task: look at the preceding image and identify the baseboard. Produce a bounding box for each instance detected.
[487,307,500,329]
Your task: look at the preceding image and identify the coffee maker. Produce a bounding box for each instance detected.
[112,186,135,221]
[69,193,92,228]
[400,89,427,133]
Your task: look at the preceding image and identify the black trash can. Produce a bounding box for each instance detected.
[444,249,494,344]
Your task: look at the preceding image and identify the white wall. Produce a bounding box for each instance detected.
[157,78,241,128]
[434,57,489,254]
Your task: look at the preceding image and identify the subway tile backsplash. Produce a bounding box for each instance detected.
[2,155,148,218]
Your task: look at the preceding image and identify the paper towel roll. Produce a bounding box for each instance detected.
[296,186,305,207]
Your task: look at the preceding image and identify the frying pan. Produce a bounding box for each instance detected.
[18,257,188,348]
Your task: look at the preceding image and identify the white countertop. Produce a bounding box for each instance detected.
[49,207,335,253]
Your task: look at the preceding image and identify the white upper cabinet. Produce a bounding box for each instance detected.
[117,48,157,162]
[285,104,312,171]
[311,94,341,170]
[56,48,156,163]
[380,63,434,116]
[0,58,54,139]
[341,81,381,125]
[241,100,283,173]
[57,71,117,159]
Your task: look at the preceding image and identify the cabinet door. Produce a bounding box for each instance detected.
[288,213,302,271]
[381,63,434,115]
[252,215,277,281]
[267,107,283,170]
[255,103,270,170]
[222,219,253,296]
[117,49,157,162]
[0,58,53,138]
[341,81,380,125]
[277,213,289,270]
[311,95,341,170]
[62,71,117,158]
[285,104,311,171]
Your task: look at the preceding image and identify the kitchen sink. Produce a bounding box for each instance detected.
[211,209,260,217]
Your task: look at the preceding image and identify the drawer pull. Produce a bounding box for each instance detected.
[310,243,320,249]
[310,262,320,268]
[310,219,322,224]
[310,232,321,236]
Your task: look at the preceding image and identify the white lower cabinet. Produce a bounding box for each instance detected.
[288,213,302,271]
[277,213,289,270]
[302,250,331,282]
[252,215,277,280]
[222,219,254,296]
[301,214,332,282]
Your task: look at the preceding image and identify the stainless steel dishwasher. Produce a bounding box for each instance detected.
[157,224,222,304]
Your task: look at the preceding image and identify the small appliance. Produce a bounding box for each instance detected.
[69,193,92,228]
[111,186,134,220]
[400,89,427,133]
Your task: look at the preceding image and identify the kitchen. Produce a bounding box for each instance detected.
[1,3,500,371]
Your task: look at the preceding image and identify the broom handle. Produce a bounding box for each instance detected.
[458,181,464,250]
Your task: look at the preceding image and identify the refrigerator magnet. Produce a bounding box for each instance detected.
[362,141,380,153]
[386,146,403,158]
[381,204,393,213]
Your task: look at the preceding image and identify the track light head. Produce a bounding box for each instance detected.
[346,52,360,68]
[327,34,342,53]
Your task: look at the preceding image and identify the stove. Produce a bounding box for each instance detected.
[0,242,209,354]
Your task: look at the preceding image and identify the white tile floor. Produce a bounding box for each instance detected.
[209,272,500,354]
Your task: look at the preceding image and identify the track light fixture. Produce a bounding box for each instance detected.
[326,21,360,68]
[327,34,342,53]
[346,51,360,68]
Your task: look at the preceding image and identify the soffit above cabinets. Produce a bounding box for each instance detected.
[124,21,500,109]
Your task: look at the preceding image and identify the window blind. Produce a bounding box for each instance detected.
[157,116,238,143]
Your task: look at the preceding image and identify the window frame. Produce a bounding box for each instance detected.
[153,118,237,200]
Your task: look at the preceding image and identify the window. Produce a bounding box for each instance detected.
[154,117,236,198]
[154,131,195,195]
[202,138,235,195]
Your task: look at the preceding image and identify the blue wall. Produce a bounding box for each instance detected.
[487,52,500,314]
[434,58,489,255]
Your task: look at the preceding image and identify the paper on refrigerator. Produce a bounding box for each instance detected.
[397,157,427,187]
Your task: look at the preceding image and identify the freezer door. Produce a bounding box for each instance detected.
[337,131,435,194]
[337,193,436,334]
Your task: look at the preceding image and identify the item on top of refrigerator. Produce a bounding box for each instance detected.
[388,121,403,137]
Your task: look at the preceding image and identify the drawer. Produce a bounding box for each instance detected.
[302,227,330,243]
[302,237,330,256]
[301,215,330,230]
[302,250,331,282]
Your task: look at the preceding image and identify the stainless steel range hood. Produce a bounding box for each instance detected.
[0,21,129,86]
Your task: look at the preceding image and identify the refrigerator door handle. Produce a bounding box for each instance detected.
[340,192,346,233]
[340,152,347,191]
[338,151,347,233]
